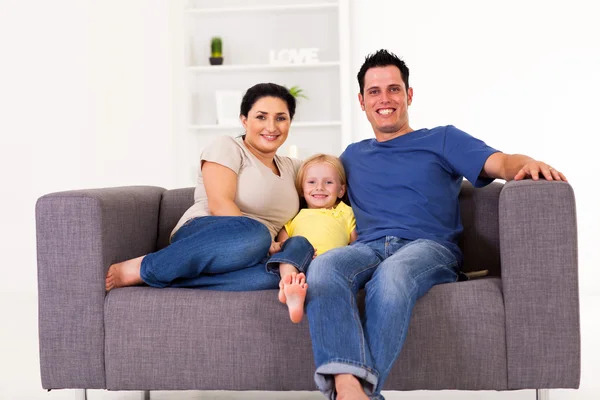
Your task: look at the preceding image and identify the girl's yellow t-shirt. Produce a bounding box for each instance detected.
[284,201,356,255]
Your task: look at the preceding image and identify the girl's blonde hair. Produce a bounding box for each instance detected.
[295,154,348,207]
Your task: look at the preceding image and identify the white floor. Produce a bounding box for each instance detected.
[1,293,598,400]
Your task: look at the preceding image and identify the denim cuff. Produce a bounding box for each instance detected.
[314,360,379,399]
[139,256,167,288]
[266,236,314,276]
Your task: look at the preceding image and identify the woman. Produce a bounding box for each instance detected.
[105,83,313,322]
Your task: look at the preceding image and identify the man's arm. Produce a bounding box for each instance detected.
[482,152,568,182]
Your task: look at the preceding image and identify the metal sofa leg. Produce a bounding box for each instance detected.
[537,389,550,400]
[75,389,148,399]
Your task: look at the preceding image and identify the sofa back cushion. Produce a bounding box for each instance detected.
[459,181,503,276]
[156,188,195,250]
[156,181,503,276]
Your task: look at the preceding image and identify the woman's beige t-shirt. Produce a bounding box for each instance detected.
[171,136,302,240]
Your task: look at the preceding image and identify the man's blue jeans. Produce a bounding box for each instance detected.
[306,237,459,400]
[140,216,314,290]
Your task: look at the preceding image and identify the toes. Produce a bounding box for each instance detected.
[282,274,293,285]
[298,274,306,285]
[278,288,287,304]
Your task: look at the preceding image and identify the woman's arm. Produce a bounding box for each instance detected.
[202,161,243,216]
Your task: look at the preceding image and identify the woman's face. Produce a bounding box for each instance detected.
[240,96,291,159]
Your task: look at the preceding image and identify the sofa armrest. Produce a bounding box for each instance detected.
[35,186,165,389]
[499,180,580,389]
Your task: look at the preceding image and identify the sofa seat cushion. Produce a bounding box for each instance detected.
[105,278,506,391]
[104,287,316,390]
[386,277,507,390]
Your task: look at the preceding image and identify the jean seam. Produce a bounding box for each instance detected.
[346,259,380,367]
[380,283,414,385]
[300,246,313,271]
[349,286,365,366]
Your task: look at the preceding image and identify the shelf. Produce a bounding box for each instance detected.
[189,121,342,130]
[185,3,338,14]
[187,61,340,72]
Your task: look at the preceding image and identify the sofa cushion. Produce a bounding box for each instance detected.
[104,278,506,390]
[386,277,507,390]
[156,188,194,250]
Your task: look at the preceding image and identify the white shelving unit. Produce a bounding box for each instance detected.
[186,3,338,14]
[181,0,351,184]
[186,61,341,72]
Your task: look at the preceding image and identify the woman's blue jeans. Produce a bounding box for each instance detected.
[140,216,314,290]
[305,237,459,400]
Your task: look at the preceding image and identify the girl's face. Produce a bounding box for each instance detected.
[301,162,346,209]
[240,96,291,159]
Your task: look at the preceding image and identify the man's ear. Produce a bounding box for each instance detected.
[407,87,413,106]
[358,93,365,111]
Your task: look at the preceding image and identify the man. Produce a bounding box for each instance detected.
[305,49,567,400]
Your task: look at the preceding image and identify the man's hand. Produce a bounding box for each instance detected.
[269,241,283,256]
[514,161,568,182]
[483,153,568,182]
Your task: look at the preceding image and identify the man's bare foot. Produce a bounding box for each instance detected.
[283,272,307,323]
[335,374,369,400]
[105,256,144,291]
[278,279,287,304]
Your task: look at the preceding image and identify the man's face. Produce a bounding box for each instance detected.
[358,65,413,140]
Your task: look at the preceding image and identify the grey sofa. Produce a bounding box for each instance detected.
[36,180,580,397]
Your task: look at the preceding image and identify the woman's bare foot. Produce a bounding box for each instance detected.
[105,256,145,291]
[283,272,308,323]
[335,374,369,400]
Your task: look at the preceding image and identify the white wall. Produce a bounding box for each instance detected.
[0,0,596,297]
[0,0,181,295]
[0,0,597,398]
[350,0,599,297]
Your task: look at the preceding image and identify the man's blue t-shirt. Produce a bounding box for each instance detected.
[340,125,499,263]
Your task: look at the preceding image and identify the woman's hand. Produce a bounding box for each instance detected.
[269,241,283,256]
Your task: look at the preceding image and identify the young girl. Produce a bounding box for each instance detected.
[272,154,357,323]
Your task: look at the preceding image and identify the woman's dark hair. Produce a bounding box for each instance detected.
[357,49,409,95]
[240,83,296,120]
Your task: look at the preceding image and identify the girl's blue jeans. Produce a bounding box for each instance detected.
[140,216,314,290]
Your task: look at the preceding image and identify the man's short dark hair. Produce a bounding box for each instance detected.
[357,49,409,95]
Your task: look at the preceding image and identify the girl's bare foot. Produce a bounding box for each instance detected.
[278,279,287,304]
[335,374,369,400]
[283,272,308,323]
[105,256,144,291]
